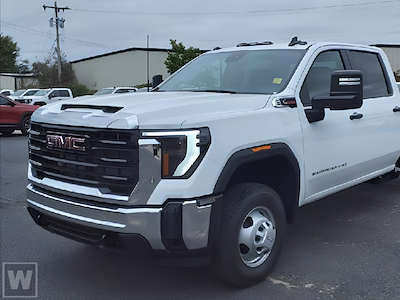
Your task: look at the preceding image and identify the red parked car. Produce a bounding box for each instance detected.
[0,94,40,136]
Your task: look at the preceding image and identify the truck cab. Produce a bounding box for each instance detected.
[22,88,73,106]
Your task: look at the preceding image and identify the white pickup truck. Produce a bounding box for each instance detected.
[19,88,73,106]
[26,38,400,287]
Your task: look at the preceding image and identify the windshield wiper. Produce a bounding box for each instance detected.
[151,87,160,92]
[193,89,237,94]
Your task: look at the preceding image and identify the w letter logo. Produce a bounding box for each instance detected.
[2,263,38,298]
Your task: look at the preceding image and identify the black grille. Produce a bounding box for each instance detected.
[29,122,139,196]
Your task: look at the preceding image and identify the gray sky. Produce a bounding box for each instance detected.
[1,0,400,65]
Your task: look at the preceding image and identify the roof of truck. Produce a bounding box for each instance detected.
[210,38,379,53]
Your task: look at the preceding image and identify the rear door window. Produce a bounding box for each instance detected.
[347,51,390,98]
[59,90,70,97]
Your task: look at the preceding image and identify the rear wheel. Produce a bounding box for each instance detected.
[213,183,286,287]
[20,116,31,135]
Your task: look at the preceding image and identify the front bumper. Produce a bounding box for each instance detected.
[27,183,218,253]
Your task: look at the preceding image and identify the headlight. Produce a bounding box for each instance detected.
[141,127,211,178]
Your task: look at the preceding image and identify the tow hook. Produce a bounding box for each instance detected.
[99,234,126,254]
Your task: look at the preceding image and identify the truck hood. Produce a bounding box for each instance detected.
[23,95,49,99]
[31,92,271,129]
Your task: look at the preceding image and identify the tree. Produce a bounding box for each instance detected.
[32,50,76,87]
[16,59,31,74]
[164,39,203,74]
[0,33,20,73]
[0,34,31,73]
[68,83,97,97]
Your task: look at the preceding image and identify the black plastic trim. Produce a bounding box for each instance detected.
[213,143,300,223]
[160,201,187,251]
[214,143,299,193]
[207,194,223,247]
[61,104,123,113]
[27,206,212,265]
[340,49,352,69]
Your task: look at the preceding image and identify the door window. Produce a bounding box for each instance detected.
[115,89,130,93]
[347,51,390,98]
[0,96,10,105]
[49,90,60,98]
[300,51,345,106]
[59,90,70,97]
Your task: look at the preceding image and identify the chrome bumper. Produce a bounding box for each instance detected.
[27,183,213,250]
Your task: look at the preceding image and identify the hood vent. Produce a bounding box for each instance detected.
[61,104,123,114]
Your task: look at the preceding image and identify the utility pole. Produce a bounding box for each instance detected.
[147,35,150,92]
[43,1,70,84]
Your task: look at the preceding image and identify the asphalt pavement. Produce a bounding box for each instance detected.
[1,133,400,300]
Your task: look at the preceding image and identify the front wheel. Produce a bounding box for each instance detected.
[20,116,31,135]
[213,183,286,287]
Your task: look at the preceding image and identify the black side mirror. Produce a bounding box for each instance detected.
[152,75,163,88]
[305,70,363,123]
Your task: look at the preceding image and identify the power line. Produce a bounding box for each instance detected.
[11,7,42,22]
[45,39,58,62]
[72,0,400,15]
[1,21,115,48]
[1,22,51,38]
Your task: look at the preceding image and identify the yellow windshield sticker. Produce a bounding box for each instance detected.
[273,78,282,84]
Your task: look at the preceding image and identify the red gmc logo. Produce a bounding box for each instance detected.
[46,134,86,151]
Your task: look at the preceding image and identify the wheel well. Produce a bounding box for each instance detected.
[19,112,31,126]
[222,155,299,223]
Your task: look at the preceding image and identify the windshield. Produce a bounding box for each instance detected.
[24,90,39,96]
[94,88,114,95]
[158,49,306,94]
[11,90,26,96]
[34,89,50,96]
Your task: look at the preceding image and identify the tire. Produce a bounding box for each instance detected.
[20,116,31,135]
[213,183,286,287]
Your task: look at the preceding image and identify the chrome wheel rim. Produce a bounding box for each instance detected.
[238,206,276,268]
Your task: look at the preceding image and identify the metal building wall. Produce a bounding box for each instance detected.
[0,75,15,91]
[71,49,170,90]
[377,46,400,73]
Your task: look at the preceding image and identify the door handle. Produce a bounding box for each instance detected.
[393,106,400,112]
[350,112,363,120]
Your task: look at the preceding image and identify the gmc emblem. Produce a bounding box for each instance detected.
[46,134,86,151]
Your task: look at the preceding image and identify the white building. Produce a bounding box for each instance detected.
[373,44,400,73]
[0,73,36,91]
[71,47,171,90]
